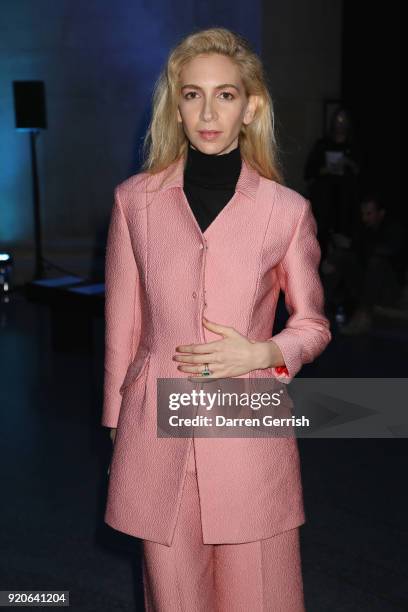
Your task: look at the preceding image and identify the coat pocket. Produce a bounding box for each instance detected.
[119,345,151,395]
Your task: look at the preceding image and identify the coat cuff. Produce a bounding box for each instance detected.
[265,333,303,384]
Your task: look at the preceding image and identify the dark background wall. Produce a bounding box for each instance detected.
[262,0,342,189]
[0,0,341,284]
[341,1,403,222]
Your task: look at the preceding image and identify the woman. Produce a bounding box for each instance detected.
[102,27,331,611]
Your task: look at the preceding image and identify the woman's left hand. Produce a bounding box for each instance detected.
[173,317,279,379]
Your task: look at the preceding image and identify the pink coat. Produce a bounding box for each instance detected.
[102,155,332,545]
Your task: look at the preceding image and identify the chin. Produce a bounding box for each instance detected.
[189,139,231,156]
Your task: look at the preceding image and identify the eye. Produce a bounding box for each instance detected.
[183,91,235,100]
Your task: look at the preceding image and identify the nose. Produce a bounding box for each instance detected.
[200,97,217,122]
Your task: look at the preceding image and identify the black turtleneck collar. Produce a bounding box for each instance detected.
[184,143,242,188]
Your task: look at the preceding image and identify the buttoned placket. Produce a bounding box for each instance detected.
[177,186,212,342]
[175,173,253,344]
[197,238,208,341]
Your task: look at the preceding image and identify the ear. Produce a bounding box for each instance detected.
[243,94,259,125]
[177,106,183,124]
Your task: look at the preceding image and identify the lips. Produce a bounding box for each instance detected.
[198,130,222,141]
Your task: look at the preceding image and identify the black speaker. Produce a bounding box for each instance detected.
[13,80,47,129]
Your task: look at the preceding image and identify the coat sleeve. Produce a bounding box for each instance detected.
[266,199,332,383]
[102,186,141,428]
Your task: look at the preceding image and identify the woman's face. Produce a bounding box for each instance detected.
[177,53,258,155]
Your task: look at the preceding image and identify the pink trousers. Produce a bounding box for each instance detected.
[142,440,306,611]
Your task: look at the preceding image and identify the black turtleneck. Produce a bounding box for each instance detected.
[183,143,242,233]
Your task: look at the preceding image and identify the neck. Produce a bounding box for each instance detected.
[184,142,242,188]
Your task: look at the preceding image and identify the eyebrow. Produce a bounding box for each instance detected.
[180,83,240,92]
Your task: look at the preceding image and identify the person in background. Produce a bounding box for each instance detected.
[321,192,406,334]
[304,106,362,261]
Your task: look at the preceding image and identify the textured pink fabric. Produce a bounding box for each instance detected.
[143,442,305,611]
[102,155,332,545]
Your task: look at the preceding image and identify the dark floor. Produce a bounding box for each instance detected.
[0,288,407,611]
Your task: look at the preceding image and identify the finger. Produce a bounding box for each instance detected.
[202,319,233,335]
[188,373,221,380]
[175,340,221,353]
[174,353,218,364]
[178,364,218,375]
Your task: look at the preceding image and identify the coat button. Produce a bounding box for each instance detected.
[192,291,197,299]
[199,244,204,249]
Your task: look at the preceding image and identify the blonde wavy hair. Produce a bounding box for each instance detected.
[141,27,284,183]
